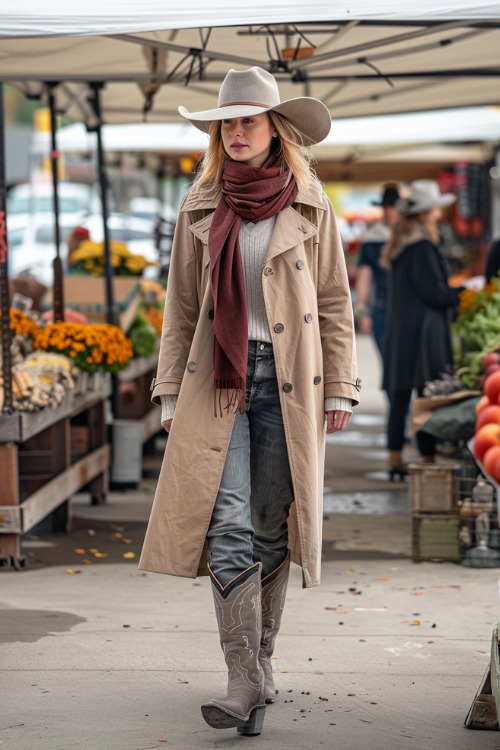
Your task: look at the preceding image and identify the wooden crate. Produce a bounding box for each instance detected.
[412,513,460,562]
[409,463,460,513]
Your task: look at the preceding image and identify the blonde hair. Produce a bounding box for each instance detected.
[192,111,315,196]
[380,212,439,269]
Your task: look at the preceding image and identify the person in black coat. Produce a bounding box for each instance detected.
[354,183,400,358]
[485,237,500,281]
[381,180,461,480]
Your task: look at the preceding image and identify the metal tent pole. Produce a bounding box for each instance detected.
[47,83,64,322]
[88,83,115,326]
[0,82,13,414]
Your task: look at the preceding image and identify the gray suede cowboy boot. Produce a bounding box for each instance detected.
[201,562,267,736]
[260,555,290,704]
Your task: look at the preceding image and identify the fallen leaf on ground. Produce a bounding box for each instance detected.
[93,552,108,558]
[123,552,136,559]
[410,620,421,626]
[66,568,81,575]
[74,548,86,555]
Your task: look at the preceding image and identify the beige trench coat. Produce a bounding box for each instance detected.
[139,178,361,587]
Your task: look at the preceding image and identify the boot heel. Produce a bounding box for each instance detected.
[237,705,266,736]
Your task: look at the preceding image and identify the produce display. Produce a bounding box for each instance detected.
[1,277,164,416]
[455,277,500,389]
[126,278,165,358]
[473,371,500,483]
[0,309,134,414]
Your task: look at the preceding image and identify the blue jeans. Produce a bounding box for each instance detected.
[207,341,294,585]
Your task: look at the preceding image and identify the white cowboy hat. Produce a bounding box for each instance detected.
[178,66,332,145]
[397,179,456,216]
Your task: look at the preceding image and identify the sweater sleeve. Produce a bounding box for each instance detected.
[160,394,178,423]
[325,397,353,414]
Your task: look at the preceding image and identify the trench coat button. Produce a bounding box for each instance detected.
[263,267,274,276]
[355,377,362,391]
[313,376,321,385]
[274,323,284,334]
[282,382,293,393]
[304,313,313,323]
[296,260,304,270]
[207,308,214,320]
[187,361,198,373]
[150,377,156,391]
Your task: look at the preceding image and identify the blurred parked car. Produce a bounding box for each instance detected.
[8,215,75,288]
[7,182,92,225]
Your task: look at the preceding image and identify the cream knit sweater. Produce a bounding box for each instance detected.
[160,218,352,422]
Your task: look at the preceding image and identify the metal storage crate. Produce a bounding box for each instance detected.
[409,463,460,513]
[412,513,461,562]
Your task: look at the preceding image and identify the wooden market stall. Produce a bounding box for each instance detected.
[0,382,111,569]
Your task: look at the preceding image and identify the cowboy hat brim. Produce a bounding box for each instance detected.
[398,193,456,216]
[178,97,332,145]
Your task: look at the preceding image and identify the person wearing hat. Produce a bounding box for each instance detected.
[380,179,460,480]
[354,183,400,357]
[139,67,360,736]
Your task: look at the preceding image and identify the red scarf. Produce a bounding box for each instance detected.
[209,155,298,414]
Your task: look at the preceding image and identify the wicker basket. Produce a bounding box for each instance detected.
[409,463,459,513]
[412,513,461,562]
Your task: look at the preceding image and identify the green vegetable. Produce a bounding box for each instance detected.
[127,315,158,358]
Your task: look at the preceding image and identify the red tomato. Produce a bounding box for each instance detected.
[483,445,500,482]
[474,423,500,462]
[476,405,500,430]
[482,352,500,369]
[484,371,500,404]
[476,395,491,415]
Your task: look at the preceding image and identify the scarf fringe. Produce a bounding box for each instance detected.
[214,379,245,417]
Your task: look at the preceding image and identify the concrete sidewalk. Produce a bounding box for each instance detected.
[1,335,499,749]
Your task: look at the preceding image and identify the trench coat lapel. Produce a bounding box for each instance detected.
[266,207,317,260]
[188,206,318,264]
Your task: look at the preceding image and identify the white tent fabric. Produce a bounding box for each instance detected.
[1,14,500,123]
[2,2,500,37]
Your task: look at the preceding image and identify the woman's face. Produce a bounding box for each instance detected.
[220,113,278,168]
[424,207,443,225]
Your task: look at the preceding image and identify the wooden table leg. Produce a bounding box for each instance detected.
[0,443,25,569]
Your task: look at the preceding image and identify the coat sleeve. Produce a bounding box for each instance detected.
[407,240,461,310]
[151,208,201,405]
[316,194,361,405]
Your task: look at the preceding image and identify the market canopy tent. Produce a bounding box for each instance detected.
[2,2,500,36]
[1,6,500,124]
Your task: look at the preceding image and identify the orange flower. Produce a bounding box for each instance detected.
[5,309,40,338]
[33,322,133,373]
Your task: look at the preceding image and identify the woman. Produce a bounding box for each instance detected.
[139,67,360,736]
[381,179,459,479]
